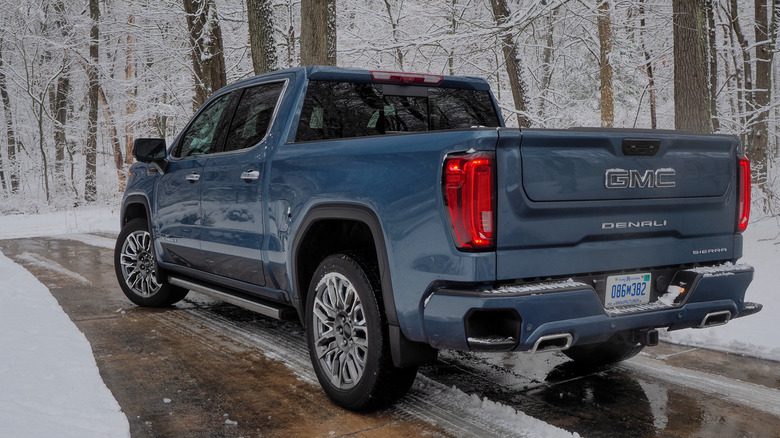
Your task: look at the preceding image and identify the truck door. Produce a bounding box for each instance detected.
[155,92,233,271]
[200,81,286,287]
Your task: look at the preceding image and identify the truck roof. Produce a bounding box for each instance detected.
[226,66,493,92]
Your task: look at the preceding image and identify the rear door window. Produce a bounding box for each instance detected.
[294,80,499,142]
[222,82,285,153]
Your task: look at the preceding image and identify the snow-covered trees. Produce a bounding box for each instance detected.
[0,0,778,215]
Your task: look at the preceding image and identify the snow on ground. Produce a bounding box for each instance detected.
[0,207,127,437]
[0,251,129,437]
[0,206,777,437]
[662,215,780,361]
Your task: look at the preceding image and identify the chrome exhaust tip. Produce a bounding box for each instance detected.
[699,310,731,328]
[530,333,573,353]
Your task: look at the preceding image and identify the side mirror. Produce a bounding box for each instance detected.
[133,138,167,163]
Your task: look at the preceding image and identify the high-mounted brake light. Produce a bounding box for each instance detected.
[443,153,495,250]
[737,157,751,232]
[370,70,443,85]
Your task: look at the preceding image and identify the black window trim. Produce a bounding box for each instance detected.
[169,92,236,160]
[289,80,499,144]
[213,78,290,156]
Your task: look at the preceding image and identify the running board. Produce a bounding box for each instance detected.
[168,276,293,320]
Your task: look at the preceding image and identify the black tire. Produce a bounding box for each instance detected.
[305,253,417,411]
[114,218,188,307]
[562,333,644,367]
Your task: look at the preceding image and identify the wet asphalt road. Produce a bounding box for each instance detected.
[2,235,779,437]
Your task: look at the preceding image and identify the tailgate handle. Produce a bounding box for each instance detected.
[622,138,660,156]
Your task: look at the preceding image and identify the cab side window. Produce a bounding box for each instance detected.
[175,93,232,158]
[223,82,285,153]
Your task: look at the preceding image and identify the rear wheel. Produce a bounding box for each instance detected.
[114,218,188,307]
[562,333,644,367]
[305,253,417,410]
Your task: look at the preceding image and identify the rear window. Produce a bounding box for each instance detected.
[295,81,500,142]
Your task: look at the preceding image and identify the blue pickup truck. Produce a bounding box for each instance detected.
[115,66,761,410]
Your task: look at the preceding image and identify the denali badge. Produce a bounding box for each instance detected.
[602,220,668,230]
[605,168,676,189]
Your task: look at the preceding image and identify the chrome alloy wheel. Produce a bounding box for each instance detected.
[312,272,369,390]
[119,230,162,297]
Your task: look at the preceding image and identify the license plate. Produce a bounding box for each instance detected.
[605,273,651,308]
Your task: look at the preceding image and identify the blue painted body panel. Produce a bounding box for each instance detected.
[121,66,755,354]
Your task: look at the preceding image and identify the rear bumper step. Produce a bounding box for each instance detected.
[735,301,763,318]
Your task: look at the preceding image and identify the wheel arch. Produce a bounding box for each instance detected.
[121,194,152,228]
[291,204,397,327]
[291,203,438,367]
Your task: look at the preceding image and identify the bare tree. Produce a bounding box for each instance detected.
[85,0,100,203]
[49,0,70,182]
[300,0,336,66]
[125,12,136,167]
[382,0,404,69]
[247,0,277,75]
[597,0,613,128]
[183,0,227,109]
[97,86,126,191]
[538,0,560,124]
[753,0,772,185]
[0,40,19,194]
[638,0,657,129]
[706,0,719,131]
[489,0,530,127]
[673,0,712,133]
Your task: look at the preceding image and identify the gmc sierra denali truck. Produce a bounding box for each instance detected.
[114,66,761,410]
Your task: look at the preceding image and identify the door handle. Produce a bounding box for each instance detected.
[241,170,260,180]
[185,173,200,182]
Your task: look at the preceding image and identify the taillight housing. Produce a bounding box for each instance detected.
[443,152,495,250]
[737,156,751,232]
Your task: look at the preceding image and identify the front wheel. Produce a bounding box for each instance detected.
[114,218,188,307]
[562,333,644,367]
[305,253,417,410]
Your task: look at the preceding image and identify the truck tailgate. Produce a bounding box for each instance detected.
[495,128,742,281]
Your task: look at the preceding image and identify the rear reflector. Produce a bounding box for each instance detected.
[737,157,751,232]
[371,70,443,85]
[443,152,495,250]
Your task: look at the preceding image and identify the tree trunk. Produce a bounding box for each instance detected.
[597,0,614,128]
[0,41,19,194]
[753,0,771,185]
[538,0,559,124]
[383,0,404,69]
[638,0,657,129]
[125,13,136,167]
[489,0,530,128]
[51,0,69,179]
[183,0,228,109]
[247,0,277,75]
[98,86,126,191]
[85,0,99,203]
[300,0,337,66]
[673,0,712,134]
[706,0,719,131]
[729,0,754,120]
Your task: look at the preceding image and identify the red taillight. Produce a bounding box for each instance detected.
[737,157,751,232]
[370,70,443,85]
[443,153,495,250]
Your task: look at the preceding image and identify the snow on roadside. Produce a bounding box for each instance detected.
[662,216,780,361]
[0,207,118,239]
[0,250,129,437]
